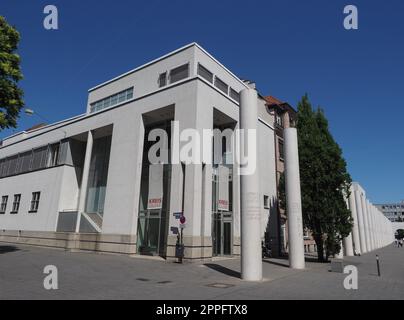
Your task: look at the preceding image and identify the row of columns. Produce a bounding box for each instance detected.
[340,182,394,257]
[240,88,305,281]
[239,88,395,280]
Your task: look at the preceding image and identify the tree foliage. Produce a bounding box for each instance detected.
[296,94,353,261]
[0,16,24,130]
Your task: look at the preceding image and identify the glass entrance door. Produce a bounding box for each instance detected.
[137,209,167,255]
[212,166,233,256]
[136,120,171,257]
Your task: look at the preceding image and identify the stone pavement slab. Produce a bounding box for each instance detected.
[0,243,403,299]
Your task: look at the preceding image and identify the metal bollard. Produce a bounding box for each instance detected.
[376,255,381,277]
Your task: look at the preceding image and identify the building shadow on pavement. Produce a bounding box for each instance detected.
[262,259,289,268]
[204,263,241,279]
[0,245,20,254]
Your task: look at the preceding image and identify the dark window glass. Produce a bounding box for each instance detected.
[158,72,167,87]
[30,192,41,212]
[169,64,189,84]
[279,140,284,160]
[230,88,240,103]
[214,77,228,94]
[11,194,21,213]
[197,64,213,83]
[0,195,8,213]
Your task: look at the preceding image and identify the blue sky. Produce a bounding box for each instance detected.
[0,0,403,203]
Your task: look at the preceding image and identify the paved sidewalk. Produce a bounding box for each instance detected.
[0,243,403,299]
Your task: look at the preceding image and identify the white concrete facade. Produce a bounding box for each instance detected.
[0,43,293,262]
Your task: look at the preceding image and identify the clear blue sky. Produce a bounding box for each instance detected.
[1,0,403,203]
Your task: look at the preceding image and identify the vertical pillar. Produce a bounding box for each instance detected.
[366,200,374,251]
[75,130,94,233]
[360,194,371,252]
[354,189,367,253]
[240,88,262,281]
[343,194,354,256]
[348,188,361,255]
[284,128,305,269]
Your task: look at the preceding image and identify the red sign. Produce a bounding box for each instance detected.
[180,216,186,224]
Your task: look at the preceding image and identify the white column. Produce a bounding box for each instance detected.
[284,128,305,269]
[367,200,375,251]
[354,190,367,253]
[360,194,371,252]
[75,130,94,233]
[239,88,262,281]
[348,188,361,255]
[371,205,377,249]
[343,193,354,256]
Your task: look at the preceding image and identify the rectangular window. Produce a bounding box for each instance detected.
[214,76,228,94]
[279,139,285,161]
[90,87,134,113]
[7,155,18,176]
[11,194,21,214]
[169,63,189,84]
[0,195,8,213]
[30,192,41,212]
[197,63,213,83]
[158,72,167,88]
[31,146,48,170]
[276,113,284,127]
[47,143,60,167]
[230,88,240,103]
[264,195,269,209]
[18,150,33,173]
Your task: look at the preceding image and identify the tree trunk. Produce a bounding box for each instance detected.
[314,234,325,262]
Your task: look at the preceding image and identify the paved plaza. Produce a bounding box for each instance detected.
[0,243,403,300]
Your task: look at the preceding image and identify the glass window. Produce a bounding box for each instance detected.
[18,151,33,173]
[126,88,134,99]
[32,146,48,170]
[30,192,41,212]
[0,195,8,213]
[85,135,112,215]
[47,143,60,167]
[6,155,18,176]
[214,76,228,94]
[169,63,189,84]
[11,194,21,213]
[197,64,213,83]
[276,113,284,127]
[158,72,167,88]
[230,88,240,103]
[90,87,134,113]
[279,140,284,160]
[264,195,269,209]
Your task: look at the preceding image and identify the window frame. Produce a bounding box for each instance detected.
[29,192,41,213]
[158,72,167,88]
[0,195,9,214]
[169,63,190,84]
[10,194,21,214]
[278,138,285,161]
[197,63,214,83]
[263,195,270,209]
[214,76,229,95]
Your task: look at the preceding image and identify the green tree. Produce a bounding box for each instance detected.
[0,16,24,130]
[296,94,352,262]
